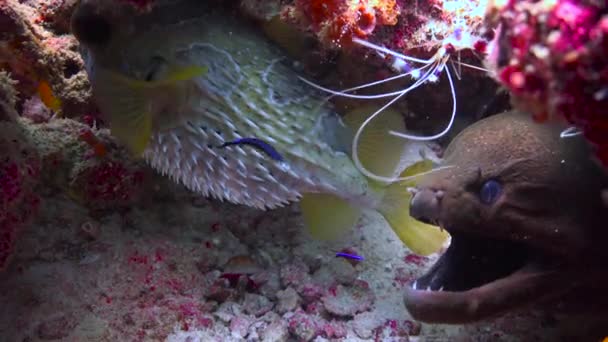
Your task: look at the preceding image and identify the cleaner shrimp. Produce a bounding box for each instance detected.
[300,32,494,183]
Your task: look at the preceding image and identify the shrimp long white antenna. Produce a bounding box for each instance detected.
[300,37,488,182]
[388,65,456,141]
[352,37,434,65]
[351,58,452,182]
[397,165,455,184]
[560,126,583,138]
[454,60,492,73]
[298,63,433,100]
[450,60,462,81]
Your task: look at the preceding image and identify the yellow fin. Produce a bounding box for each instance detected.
[93,65,207,156]
[262,15,308,58]
[342,105,407,182]
[300,193,362,240]
[161,65,208,84]
[399,159,435,187]
[378,160,450,256]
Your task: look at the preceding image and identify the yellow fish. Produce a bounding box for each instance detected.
[37,80,61,112]
[72,1,448,255]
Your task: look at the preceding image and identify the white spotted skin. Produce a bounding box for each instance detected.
[84,3,378,210]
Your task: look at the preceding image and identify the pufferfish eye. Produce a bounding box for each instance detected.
[479,179,502,205]
[71,3,112,46]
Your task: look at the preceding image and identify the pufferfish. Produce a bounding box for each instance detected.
[71,1,449,255]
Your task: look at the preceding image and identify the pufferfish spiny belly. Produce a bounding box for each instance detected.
[71,0,448,256]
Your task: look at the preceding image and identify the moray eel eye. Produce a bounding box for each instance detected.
[479,179,502,205]
[71,4,112,46]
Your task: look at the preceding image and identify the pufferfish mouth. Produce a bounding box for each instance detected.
[403,231,568,324]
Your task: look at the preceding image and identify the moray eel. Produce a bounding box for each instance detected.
[404,110,608,323]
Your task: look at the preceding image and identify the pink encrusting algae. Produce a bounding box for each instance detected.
[0,162,39,270]
[485,0,608,169]
[288,0,495,182]
[0,122,40,271]
[282,0,402,49]
[75,161,145,211]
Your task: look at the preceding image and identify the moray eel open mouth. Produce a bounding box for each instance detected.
[403,228,565,324]
[402,111,608,324]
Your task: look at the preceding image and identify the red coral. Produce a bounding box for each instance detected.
[78,161,144,210]
[0,153,40,270]
[487,1,608,168]
[285,0,401,48]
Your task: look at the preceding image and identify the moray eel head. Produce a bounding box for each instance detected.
[404,111,608,324]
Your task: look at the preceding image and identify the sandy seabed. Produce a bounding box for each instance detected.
[0,180,562,341]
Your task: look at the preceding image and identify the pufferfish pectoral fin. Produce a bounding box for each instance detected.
[93,65,208,156]
[378,160,450,256]
[300,193,363,241]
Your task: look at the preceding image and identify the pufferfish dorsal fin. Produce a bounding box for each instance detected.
[93,65,208,156]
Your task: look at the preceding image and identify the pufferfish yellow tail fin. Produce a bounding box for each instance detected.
[342,105,408,182]
[300,193,362,241]
[301,105,449,255]
[93,65,208,156]
[378,161,450,256]
[300,105,405,241]
[344,105,449,256]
